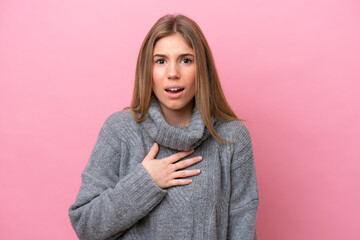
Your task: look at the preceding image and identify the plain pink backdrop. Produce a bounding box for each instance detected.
[1,0,359,239]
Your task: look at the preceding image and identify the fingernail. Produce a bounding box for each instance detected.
[198,156,202,160]
[197,169,201,173]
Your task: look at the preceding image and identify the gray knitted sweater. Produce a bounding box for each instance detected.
[69,98,259,240]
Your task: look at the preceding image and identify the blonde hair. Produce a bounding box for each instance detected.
[129,14,240,142]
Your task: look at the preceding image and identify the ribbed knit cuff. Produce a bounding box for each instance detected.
[114,163,167,216]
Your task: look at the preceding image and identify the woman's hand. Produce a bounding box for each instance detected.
[141,143,202,189]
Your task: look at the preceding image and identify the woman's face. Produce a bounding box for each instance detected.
[152,33,196,121]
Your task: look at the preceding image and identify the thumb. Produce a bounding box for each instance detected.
[145,142,159,160]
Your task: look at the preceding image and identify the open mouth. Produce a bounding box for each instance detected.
[165,88,184,93]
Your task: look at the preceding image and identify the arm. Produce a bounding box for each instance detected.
[227,126,259,240]
[68,123,167,240]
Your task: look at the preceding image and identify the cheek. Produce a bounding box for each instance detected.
[182,66,196,81]
[188,68,196,91]
[152,68,161,92]
[152,66,164,83]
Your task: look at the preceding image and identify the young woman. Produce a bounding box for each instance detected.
[69,14,259,240]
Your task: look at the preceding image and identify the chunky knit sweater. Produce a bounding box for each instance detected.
[69,97,259,240]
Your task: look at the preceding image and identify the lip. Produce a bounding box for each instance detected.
[164,85,185,90]
[164,85,185,99]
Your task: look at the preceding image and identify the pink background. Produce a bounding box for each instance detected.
[1,0,359,239]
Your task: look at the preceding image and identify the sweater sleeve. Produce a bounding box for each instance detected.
[227,125,259,240]
[68,122,167,240]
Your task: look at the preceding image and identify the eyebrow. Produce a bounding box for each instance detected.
[153,53,194,58]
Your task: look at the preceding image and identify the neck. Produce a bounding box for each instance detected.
[160,101,194,126]
[142,97,211,151]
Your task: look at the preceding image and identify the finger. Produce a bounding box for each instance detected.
[166,149,194,163]
[168,179,193,187]
[172,169,201,179]
[145,143,159,160]
[173,156,202,170]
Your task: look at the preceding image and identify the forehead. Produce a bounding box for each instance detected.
[153,33,193,54]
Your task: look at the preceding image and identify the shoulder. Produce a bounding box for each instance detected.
[216,120,254,169]
[98,109,139,145]
[215,120,252,145]
[103,109,135,129]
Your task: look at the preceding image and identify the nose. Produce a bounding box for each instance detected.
[167,61,180,80]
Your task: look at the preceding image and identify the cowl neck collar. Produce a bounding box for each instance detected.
[141,97,213,151]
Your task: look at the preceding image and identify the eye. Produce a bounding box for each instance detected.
[155,59,166,64]
[181,58,193,64]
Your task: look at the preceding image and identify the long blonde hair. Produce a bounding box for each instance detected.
[129,14,240,142]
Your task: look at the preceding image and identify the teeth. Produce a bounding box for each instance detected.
[167,88,183,92]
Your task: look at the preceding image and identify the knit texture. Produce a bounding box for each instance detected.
[69,98,259,240]
[142,97,212,151]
